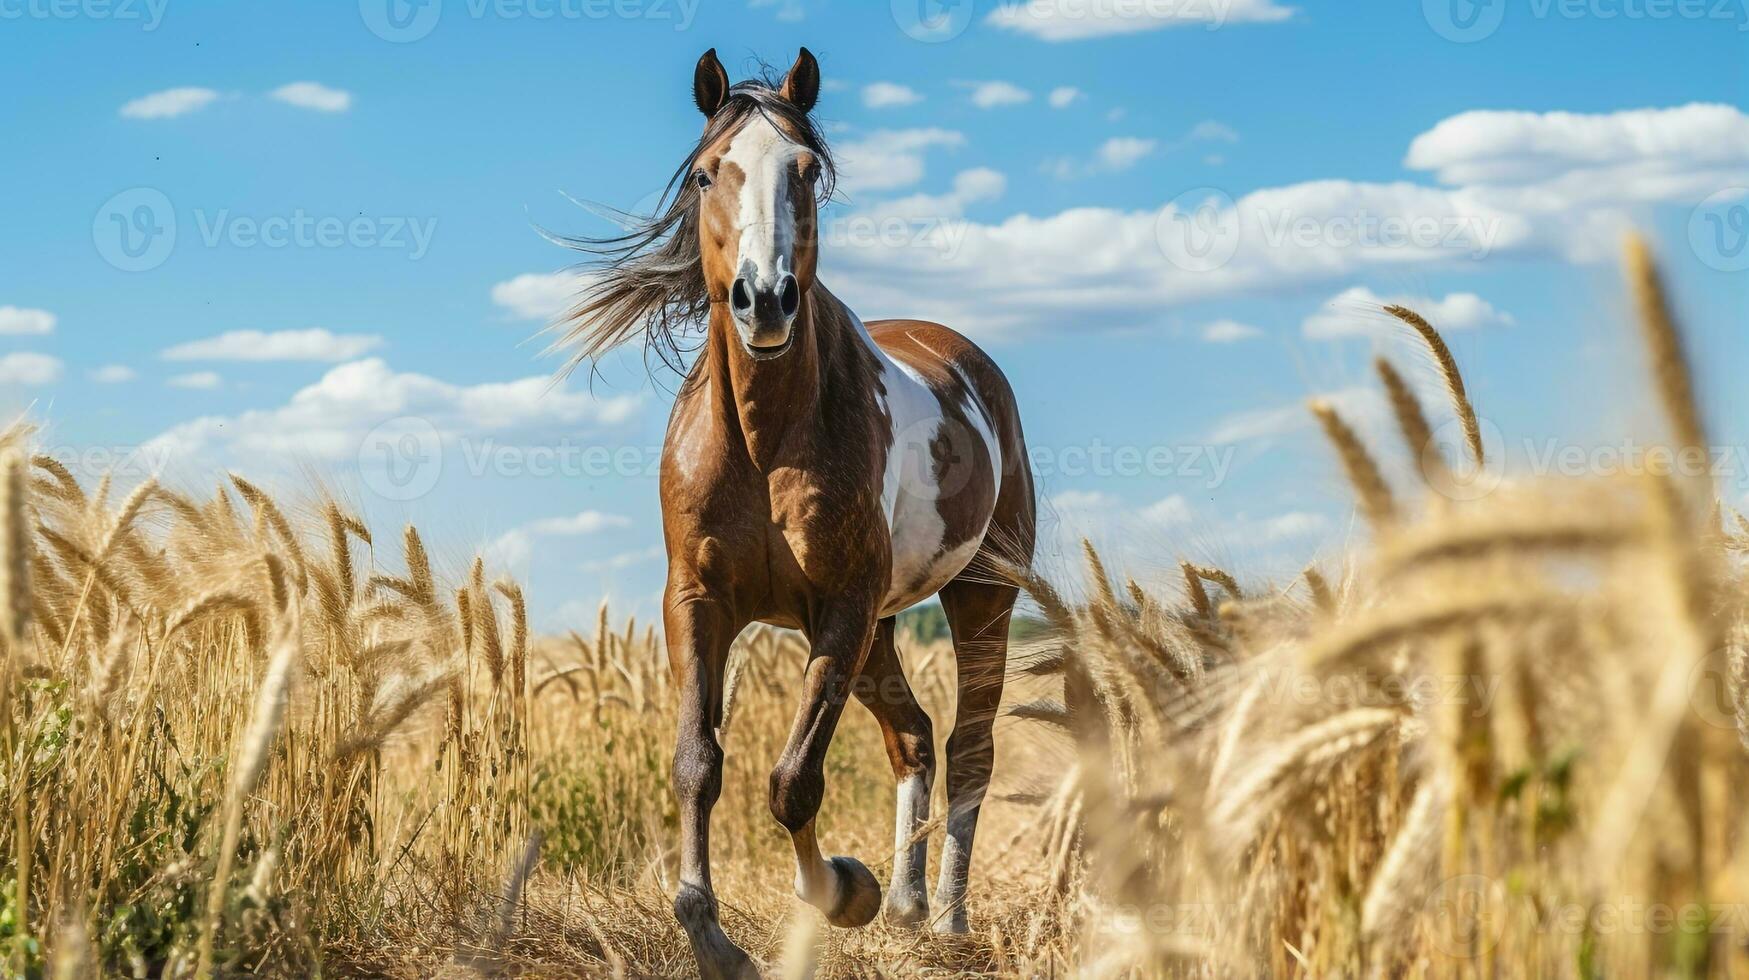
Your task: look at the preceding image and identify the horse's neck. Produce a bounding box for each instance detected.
[706,284,871,468]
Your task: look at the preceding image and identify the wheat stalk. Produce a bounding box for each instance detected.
[1385,304,1485,468]
[1310,399,1397,528]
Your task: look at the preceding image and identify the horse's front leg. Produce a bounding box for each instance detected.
[665,593,755,980]
[770,600,884,928]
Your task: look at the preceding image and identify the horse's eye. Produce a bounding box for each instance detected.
[694,170,713,191]
[802,163,821,185]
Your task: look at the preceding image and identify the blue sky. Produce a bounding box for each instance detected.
[2,0,1745,628]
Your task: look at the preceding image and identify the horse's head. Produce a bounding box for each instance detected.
[690,48,826,360]
[552,49,835,374]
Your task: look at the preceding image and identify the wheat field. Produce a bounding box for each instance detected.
[3,234,1747,977]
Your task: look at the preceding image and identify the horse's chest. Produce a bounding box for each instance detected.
[766,471,880,578]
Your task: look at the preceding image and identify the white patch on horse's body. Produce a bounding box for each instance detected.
[720,114,802,292]
[848,313,1001,617]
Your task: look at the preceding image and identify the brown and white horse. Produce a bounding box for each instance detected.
[559,49,1035,978]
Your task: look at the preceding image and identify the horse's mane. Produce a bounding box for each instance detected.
[547,72,838,378]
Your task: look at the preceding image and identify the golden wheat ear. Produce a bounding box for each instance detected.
[1385,304,1484,469]
[0,453,30,650]
[1623,232,1707,454]
[1309,399,1397,528]
[1374,356,1447,486]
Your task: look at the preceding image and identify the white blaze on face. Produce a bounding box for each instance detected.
[720,114,804,295]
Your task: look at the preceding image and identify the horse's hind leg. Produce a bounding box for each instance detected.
[932,578,1019,934]
[852,617,936,927]
[771,603,884,928]
[665,595,755,980]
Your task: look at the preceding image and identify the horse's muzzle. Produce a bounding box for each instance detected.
[730,271,800,357]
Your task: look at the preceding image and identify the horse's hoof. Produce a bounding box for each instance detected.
[883,886,929,928]
[697,945,760,980]
[675,884,760,980]
[825,856,882,928]
[931,911,970,935]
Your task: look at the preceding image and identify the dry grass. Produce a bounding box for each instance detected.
[3,233,1747,977]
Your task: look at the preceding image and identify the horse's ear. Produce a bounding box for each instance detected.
[779,47,820,114]
[694,48,730,118]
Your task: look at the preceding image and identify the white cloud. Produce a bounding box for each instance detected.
[120,87,220,119]
[0,353,62,386]
[989,0,1295,40]
[581,547,664,574]
[492,271,587,321]
[90,365,137,384]
[1256,511,1330,541]
[487,510,632,568]
[1051,490,1190,527]
[269,81,353,113]
[168,371,222,390]
[1048,86,1084,109]
[818,104,1741,344]
[835,128,966,195]
[1050,489,1122,513]
[161,328,385,362]
[1047,121,1230,180]
[829,178,1522,341]
[1201,319,1263,343]
[961,81,1031,109]
[1405,102,1749,188]
[0,307,55,336]
[1302,286,1514,340]
[1188,120,1240,143]
[1140,495,1193,526]
[1404,102,1749,262]
[1097,137,1157,171]
[855,167,1007,227]
[862,82,923,109]
[1046,136,1158,180]
[145,358,641,462]
[1208,386,1384,444]
[749,0,804,21]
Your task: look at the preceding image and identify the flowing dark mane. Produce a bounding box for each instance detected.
[547,73,837,377]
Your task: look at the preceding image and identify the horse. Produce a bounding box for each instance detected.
[556,48,1036,978]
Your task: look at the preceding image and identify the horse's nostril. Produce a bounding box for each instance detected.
[779,275,800,318]
[731,278,753,313]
